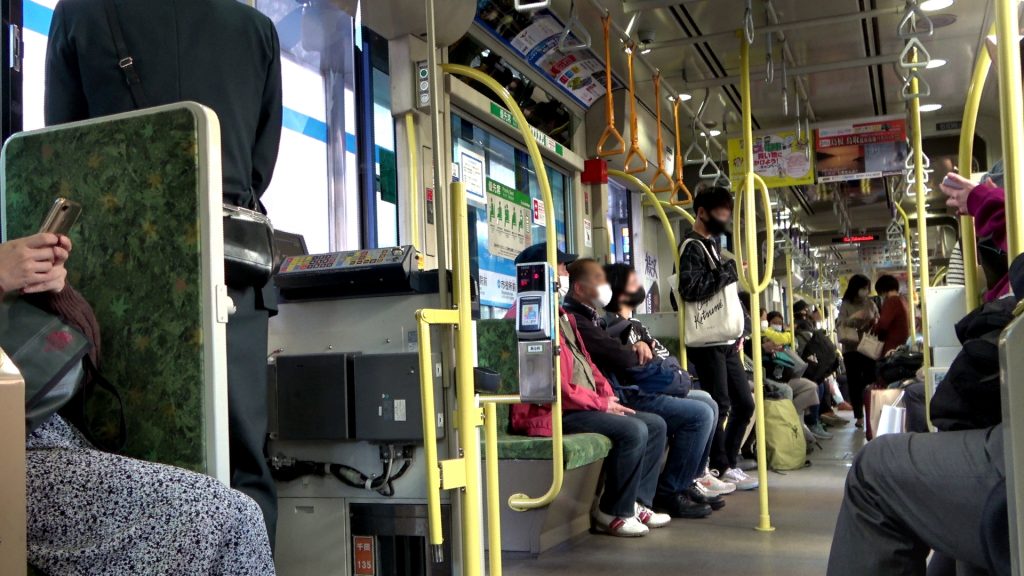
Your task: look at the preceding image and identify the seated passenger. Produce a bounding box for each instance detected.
[602,263,736,498]
[503,242,576,321]
[6,233,274,574]
[562,259,719,517]
[508,297,670,536]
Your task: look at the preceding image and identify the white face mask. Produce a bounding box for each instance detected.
[593,283,613,309]
[760,320,770,330]
[771,324,783,332]
[859,288,870,299]
[558,275,570,299]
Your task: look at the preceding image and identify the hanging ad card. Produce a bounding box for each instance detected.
[815,119,908,183]
[727,130,815,188]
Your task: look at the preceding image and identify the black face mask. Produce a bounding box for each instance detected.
[702,215,728,236]
[623,287,647,307]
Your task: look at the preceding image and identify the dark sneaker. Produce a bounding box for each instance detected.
[653,493,712,519]
[687,482,726,511]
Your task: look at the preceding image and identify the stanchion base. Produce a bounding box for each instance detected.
[754,522,776,533]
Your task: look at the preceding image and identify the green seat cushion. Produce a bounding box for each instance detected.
[487,432,611,471]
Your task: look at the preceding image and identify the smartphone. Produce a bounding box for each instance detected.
[941,174,965,190]
[38,198,82,236]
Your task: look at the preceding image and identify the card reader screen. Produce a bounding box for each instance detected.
[517,264,547,293]
[519,297,542,331]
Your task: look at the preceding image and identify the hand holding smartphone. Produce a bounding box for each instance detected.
[38,198,82,236]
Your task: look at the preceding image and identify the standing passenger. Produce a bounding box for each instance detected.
[836,275,879,429]
[45,0,283,544]
[677,187,757,490]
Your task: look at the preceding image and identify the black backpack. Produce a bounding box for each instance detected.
[798,329,839,384]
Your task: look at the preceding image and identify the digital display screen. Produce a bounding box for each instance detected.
[519,297,542,331]
[517,263,547,293]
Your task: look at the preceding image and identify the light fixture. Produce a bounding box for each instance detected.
[926,58,947,69]
[677,92,693,102]
[920,0,954,11]
[701,130,722,137]
[640,43,651,55]
[624,13,639,37]
[919,103,943,112]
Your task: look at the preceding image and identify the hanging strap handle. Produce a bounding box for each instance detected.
[102,0,149,109]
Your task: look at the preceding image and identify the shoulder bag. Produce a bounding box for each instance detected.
[857,332,885,361]
[680,239,744,347]
[103,0,276,288]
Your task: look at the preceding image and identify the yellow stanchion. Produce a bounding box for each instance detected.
[484,402,502,576]
[895,204,918,346]
[610,169,686,365]
[907,47,933,432]
[995,0,1024,259]
[786,254,796,345]
[738,34,775,533]
[438,64,564,513]
[956,25,992,311]
[404,112,420,253]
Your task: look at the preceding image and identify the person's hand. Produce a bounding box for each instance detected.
[763,340,783,353]
[0,233,67,294]
[851,309,870,321]
[633,341,653,365]
[605,397,636,416]
[939,172,976,215]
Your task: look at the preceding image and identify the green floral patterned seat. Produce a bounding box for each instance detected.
[477,320,611,471]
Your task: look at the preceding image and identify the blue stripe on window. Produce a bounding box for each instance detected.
[282,107,328,142]
[25,0,53,35]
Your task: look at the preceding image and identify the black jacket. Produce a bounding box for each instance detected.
[563,297,638,381]
[677,232,739,302]
[45,0,283,207]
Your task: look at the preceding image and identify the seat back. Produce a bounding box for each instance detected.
[476,319,518,435]
[2,104,229,478]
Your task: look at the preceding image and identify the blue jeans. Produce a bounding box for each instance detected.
[622,391,715,497]
[686,390,718,471]
[562,410,667,517]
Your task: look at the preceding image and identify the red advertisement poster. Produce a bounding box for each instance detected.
[815,119,909,183]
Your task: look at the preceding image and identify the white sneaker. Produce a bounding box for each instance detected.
[592,507,650,537]
[722,468,759,491]
[698,467,736,496]
[635,502,671,529]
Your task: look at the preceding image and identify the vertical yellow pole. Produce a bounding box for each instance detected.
[895,205,918,345]
[450,181,483,576]
[908,48,933,431]
[957,27,992,310]
[740,34,774,533]
[484,402,502,576]
[995,0,1024,259]
[405,112,420,253]
[786,254,796,345]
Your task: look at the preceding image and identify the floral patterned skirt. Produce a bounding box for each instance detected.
[26,415,275,575]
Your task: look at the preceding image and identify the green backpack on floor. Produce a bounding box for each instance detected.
[764,399,807,471]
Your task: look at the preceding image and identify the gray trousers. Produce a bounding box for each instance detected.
[827,426,1004,575]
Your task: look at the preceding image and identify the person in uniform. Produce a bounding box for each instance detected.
[45,0,283,545]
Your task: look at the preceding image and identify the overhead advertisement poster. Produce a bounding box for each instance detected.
[476,3,618,108]
[727,131,815,188]
[815,119,909,183]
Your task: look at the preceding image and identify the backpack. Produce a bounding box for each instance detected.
[798,329,839,384]
[763,399,808,471]
[877,348,923,384]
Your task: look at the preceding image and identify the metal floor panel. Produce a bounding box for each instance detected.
[500,412,864,576]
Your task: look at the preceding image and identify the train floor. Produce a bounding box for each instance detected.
[502,410,864,576]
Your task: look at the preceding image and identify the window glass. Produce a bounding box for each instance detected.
[608,178,632,265]
[452,113,571,318]
[23,0,58,131]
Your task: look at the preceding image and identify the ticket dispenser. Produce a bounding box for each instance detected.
[515,262,557,404]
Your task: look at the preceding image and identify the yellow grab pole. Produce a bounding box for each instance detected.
[957,26,992,310]
[484,402,502,576]
[609,169,686,365]
[405,112,420,253]
[786,253,796,345]
[439,64,564,511]
[738,34,775,533]
[908,47,933,431]
[416,307,460,552]
[895,204,918,345]
[995,0,1024,259]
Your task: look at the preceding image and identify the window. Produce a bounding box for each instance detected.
[452,112,571,318]
[356,28,398,248]
[22,0,54,132]
[608,179,633,265]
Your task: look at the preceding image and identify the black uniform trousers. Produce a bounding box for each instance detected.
[226,286,276,549]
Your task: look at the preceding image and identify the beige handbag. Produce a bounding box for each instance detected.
[857,332,885,361]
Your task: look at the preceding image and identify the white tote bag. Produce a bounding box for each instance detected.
[875,391,907,437]
[681,239,744,347]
